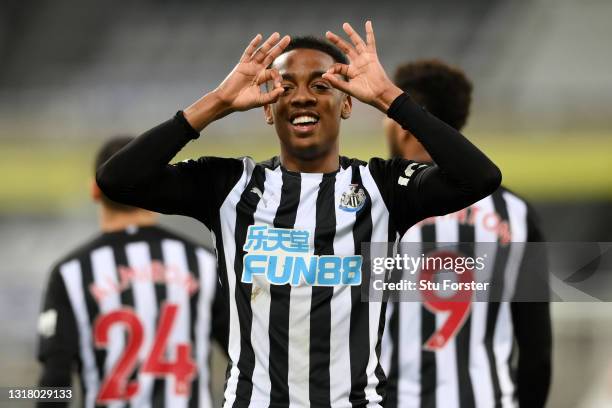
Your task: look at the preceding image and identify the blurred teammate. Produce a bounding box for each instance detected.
[380,60,551,408]
[37,136,228,407]
[96,23,501,406]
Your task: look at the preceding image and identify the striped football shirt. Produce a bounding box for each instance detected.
[380,187,550,408]
[37,225,227,408]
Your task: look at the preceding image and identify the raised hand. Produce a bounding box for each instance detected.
[215,32,291,112]
[324,21,402,112]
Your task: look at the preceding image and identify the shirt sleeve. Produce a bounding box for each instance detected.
[37,267,78,391]
[171,156,245,226]
[96,112,244,227]
[370,93,502,235]
[511,206,552,408]
[210,280,229,357]
[367,157,432,236]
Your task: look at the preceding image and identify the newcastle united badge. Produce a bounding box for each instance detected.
[339,184,367,212]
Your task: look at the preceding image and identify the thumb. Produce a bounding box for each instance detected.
[259,86,284,105]
[322,71,351,94]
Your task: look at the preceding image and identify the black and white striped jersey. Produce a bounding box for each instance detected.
[37,225,227,408]
[380,187,552,408]
[196,155,427,408]
[96,93,502,407]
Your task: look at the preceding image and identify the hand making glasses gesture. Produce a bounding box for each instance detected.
[184,21,403,131]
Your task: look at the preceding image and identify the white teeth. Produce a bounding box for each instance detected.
[292,115,318,125]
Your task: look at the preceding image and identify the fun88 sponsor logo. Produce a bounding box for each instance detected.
[242,225,362,286]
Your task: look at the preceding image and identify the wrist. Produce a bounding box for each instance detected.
[184,90,234,132]
[375,84,403,113]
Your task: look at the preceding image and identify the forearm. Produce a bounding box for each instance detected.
[97,28,283,201]
[96,92,226,211]
[387,93,501,199]
[95,111,196,209]
[184,89,234,131]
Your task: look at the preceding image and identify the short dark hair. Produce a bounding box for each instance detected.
[394,59,473,130]
[278,36,349,65]
[94,136,137,211]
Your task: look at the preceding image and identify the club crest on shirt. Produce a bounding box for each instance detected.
[339,184,367,212]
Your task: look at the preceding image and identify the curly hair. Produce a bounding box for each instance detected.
[394,59,473,130]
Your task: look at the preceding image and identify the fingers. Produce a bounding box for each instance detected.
[259,71,284,104]
[365,20,376,50]
[322,73,351,94]
[260,86,284,105]
[322,65,351,93]
[256,68,281,87]
[326,63,351,78]
[241,33,263,62]
[262,35,291,67]
[253,32,280,63]
[257,68,283,104]
[342,22,367,53]
[326,30,357,59]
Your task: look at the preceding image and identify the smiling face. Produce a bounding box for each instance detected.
[264,48,351,162]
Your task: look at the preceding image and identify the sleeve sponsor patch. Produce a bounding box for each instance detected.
[38,309,58,338]
[398,163,429,186]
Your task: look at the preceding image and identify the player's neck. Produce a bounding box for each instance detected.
[280,149,340,174]
[98,207,158,233]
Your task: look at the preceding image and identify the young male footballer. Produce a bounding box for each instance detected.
[97,22,502,407]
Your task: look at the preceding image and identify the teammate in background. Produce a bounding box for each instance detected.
[380,60,551,408]
[37,136,228,407]
[96,22,501,407]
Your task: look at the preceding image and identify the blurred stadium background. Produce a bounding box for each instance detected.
[1,0,611,406]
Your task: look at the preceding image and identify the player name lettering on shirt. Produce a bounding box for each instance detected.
[89,261,199,303]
